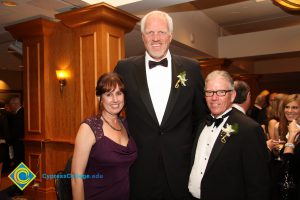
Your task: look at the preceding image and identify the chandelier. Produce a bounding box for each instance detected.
[273,0,300,11]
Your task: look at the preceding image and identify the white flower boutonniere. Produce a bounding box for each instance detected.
[220,123,239,143]
[175,71,188,88]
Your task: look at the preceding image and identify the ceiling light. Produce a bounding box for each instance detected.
[1,1,17,6]
[81,0,142,7]
[273,0,300,11]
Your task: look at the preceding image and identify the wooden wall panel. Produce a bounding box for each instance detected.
[28,153,42,182]
[102,24,124,73]
[107,33,122,71]
[25,42,42,135]
[80,32,98,120]
[24,141,45,192]
[44,142,73,189]
[25,141,73,200]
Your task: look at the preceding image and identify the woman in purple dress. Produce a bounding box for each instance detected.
[71,72,137,200]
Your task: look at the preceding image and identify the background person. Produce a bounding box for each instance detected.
[232,80,251,114]
[0,101,9,179]
[232,81,278,153]
[266,93,288,140]
[115,10,208,199]
[0,97,24,197]
[248,90,269,125]
[271,94,300,200]
[279,118,300,200]
[189,70,270,200]
[275,94,300,142]
[7,96,24,168]
[71,73,137,200]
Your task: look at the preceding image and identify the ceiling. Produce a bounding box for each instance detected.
[0,0,299,71]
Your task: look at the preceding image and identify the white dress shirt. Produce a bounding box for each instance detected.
[145,51,172,124]
[188,108,232,198]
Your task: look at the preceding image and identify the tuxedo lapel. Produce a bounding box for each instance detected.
[133,56,159,125]
[205,113,235,172]
[160,55,182,127]
[191,121,207,166]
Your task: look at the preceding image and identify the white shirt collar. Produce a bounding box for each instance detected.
[211,107,232,119]
[254,104,262,110]
[145,50,171,63]
[232,104,245,114]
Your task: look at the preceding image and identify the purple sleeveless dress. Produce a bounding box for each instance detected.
[83,115,137,200]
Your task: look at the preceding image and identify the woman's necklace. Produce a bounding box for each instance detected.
[102,115,122,131]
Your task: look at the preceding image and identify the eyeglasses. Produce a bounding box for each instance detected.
[205,90,233,97]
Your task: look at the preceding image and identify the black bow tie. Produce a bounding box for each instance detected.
[149,58,168,69]
[205,111,231,128]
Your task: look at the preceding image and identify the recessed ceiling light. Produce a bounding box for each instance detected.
[1,1,17,7]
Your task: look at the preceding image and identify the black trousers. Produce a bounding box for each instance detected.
[150,155,174,200]
[12,140,24,167]
[190,196,200,200]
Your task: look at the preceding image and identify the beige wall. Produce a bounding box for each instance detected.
[218,25,300,58]
[171,11,219,57]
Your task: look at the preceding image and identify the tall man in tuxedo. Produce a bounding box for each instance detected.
[115,10,208,199]
[189,70,270,200]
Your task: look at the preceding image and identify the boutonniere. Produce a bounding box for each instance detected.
[220,123,239,143]
[175,71,188,88]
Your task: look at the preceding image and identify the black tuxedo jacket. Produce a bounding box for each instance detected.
[191,108,271,200]
[8,107,24,142]
[115,54,208,199]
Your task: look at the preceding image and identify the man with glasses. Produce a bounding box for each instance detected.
[189,70,270,200]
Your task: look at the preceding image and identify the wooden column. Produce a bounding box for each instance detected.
[5,3,139,199]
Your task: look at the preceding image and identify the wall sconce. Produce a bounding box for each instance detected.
[56,69,68,94]
[273,0,300,11]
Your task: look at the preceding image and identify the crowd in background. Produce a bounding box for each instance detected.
[247,90,300,200]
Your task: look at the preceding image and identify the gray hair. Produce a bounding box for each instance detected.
[205,70,234,90]
[140,10,173,34]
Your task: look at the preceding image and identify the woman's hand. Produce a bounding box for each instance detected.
[287,120,300,142]
[266,139,279,151]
